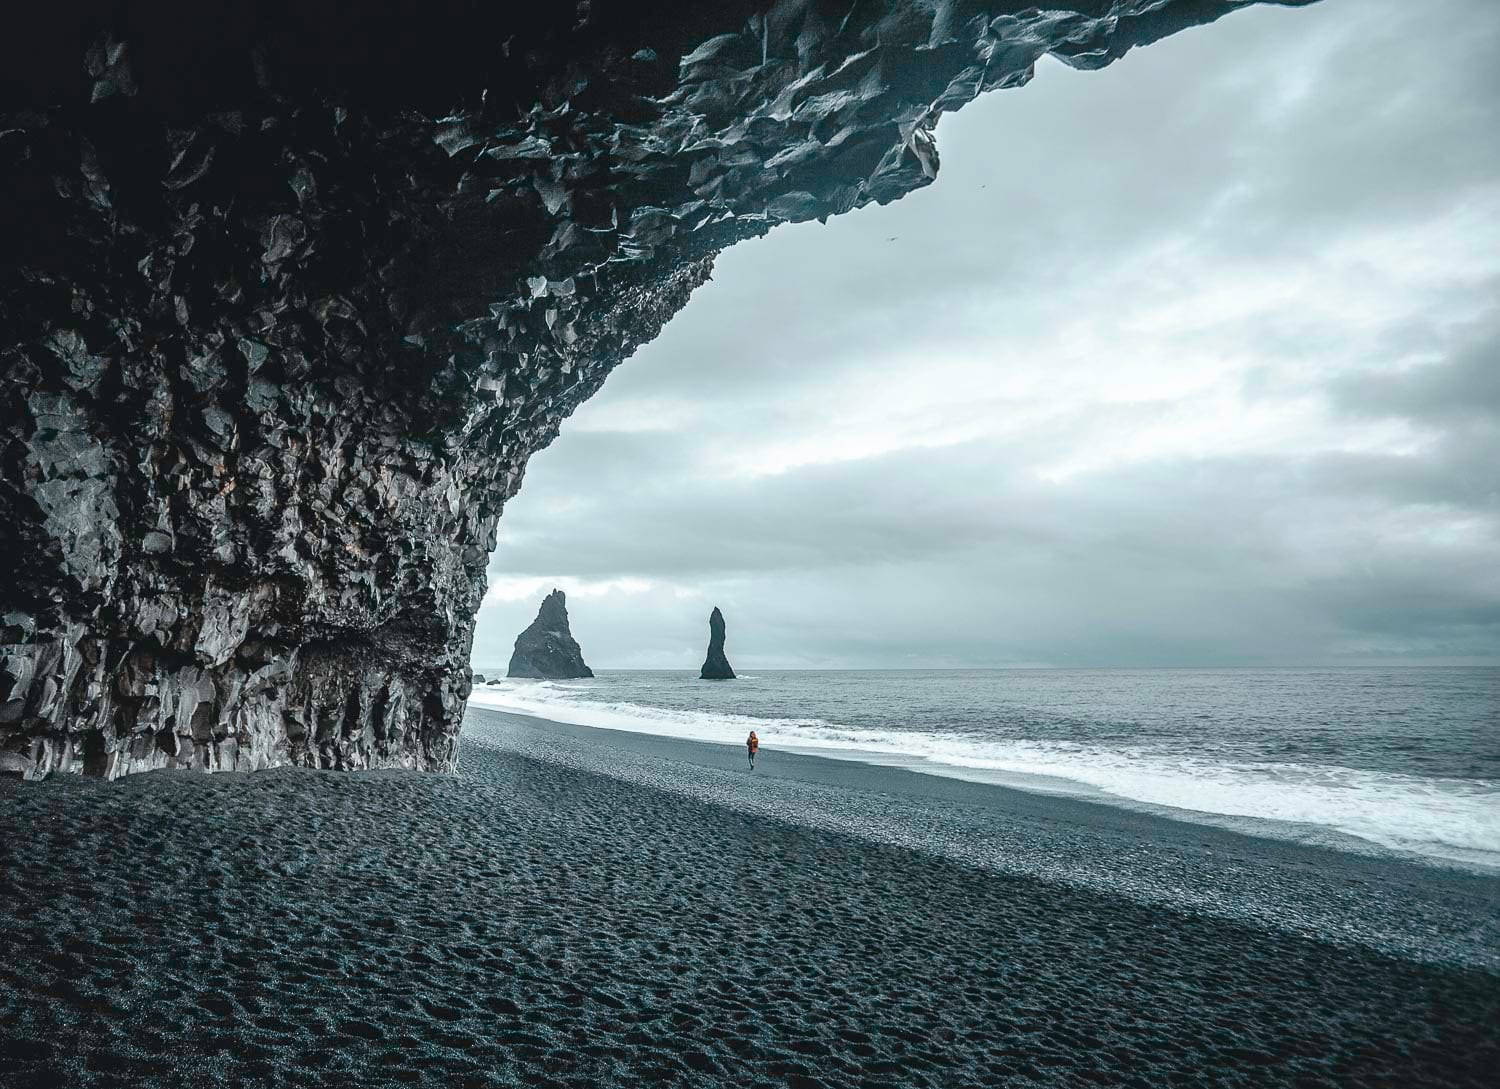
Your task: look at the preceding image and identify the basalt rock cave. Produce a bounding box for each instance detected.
[0,1,1313,778]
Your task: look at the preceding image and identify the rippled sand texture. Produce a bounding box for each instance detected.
[2,726,1496,1087]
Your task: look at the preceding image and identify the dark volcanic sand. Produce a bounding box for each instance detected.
[1,710,1496,1088]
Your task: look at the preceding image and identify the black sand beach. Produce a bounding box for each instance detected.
[2,708,1497,1088]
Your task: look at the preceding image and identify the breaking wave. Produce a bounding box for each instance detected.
[467,678,1500,869]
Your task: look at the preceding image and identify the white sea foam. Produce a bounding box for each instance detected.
[467,680,1500,868]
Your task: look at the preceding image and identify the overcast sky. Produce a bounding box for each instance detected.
[472,0,1500,671]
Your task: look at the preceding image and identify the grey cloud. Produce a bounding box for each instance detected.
[1291,442,1500,509]
[578,0,1500,416]
[486,425,1500,664]
[1327,325,1500,425]
[473,0,1500,670]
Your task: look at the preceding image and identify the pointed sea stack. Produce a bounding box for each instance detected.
[507,591,594,679]
[700,607,736,680]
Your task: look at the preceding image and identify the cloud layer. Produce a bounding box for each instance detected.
[472,0,1500,670]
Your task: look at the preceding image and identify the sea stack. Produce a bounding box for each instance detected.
[507,591,594,680]
[700,607,736,680]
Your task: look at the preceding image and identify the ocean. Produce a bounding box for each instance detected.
[466,667,1500,871]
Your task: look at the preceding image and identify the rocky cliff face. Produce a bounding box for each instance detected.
[701,608,737,681]
[508,591,594,680]
[0,0,1312,778]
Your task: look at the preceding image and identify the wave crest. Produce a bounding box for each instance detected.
[468,679,1500,867]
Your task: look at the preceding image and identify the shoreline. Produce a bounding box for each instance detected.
[467,686,1500,876]
[464,680,1500,875]
[463,707,1500,973]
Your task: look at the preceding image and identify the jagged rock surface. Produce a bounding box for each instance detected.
[508,591,594,680]
[0,0,1311,778]
[701,607,737,680]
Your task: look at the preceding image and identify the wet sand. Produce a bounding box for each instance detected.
[1,707,1496,1087]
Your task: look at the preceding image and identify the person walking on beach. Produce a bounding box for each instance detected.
[747,730,759,770]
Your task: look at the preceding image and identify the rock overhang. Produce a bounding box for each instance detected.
[0,0,1317,777]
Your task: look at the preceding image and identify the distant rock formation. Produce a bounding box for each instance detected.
[472,674,487,684]
[507,591,594,680]
[700,607,736,680]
